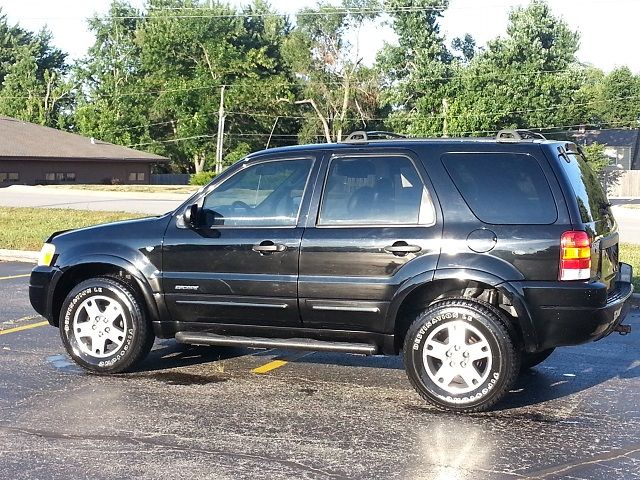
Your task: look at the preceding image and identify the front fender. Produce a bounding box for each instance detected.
[50,253,162,324]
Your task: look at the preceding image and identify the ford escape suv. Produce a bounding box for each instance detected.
[29,130,634,412]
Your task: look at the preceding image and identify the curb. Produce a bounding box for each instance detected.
[0,249,38,263]
[5,185,192,201]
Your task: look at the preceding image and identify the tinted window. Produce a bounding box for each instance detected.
[319,155,435,225]
[442,153,557,225]
[559,146,608,224]
[202,159,312,227]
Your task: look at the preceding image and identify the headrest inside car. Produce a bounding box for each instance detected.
[334,159,375,179]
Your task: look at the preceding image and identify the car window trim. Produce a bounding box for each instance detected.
[315,152,437,228]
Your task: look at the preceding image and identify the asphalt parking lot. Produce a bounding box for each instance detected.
[1,261,639,479]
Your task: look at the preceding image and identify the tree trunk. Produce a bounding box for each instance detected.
[194,152,205,174]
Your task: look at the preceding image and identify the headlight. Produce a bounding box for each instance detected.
[38,243,56,266]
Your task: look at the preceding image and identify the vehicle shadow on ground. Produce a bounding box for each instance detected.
[499,352,640,411]
[133,340,249,372]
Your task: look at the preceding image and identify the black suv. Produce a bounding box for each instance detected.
[29,130,634,412]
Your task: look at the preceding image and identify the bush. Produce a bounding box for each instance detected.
[189,171,216,186]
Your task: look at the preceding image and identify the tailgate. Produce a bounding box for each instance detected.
[594,231,619,291]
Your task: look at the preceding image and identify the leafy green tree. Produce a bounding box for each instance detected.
[73,2,152,148]
[445,0,581,136]
[139,0,297,173]
[377,0,453,136]
[0,10,71,126]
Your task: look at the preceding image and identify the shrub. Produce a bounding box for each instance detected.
[189,171,216,186]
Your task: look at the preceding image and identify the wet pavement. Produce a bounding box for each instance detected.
[1,261,639,479]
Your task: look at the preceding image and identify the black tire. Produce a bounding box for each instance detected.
[520,348,555,371]
[59,277,154,373]
[403,298,520,413]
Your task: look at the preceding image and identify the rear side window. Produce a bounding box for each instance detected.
[319,155,436,226]
[442,153,557,225]
[558,146,608,224]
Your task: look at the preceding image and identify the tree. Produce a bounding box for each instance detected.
[73,2,152,148]
[283,0,383,143]
[139,0,297,172]
[0,10,71,127]
[445,0,581,136]
[376,0,453,136]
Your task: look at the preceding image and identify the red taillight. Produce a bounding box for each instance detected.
[559,231,591,281]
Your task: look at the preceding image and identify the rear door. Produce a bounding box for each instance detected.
[298,150,442,333]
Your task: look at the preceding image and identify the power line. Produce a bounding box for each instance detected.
[0,68,585,101]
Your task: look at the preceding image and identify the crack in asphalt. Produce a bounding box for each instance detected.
[0,425,349,479]
[522,444,640,479]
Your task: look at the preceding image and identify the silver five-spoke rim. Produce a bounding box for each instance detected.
[72,295,128,358]
[422,320,493,394]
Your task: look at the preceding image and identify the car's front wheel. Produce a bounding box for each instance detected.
[59,277,154,373]
[403,298,520,412]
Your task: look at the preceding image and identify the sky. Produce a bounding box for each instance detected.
[1,0,638,73]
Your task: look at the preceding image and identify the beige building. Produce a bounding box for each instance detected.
[0,116,168,185]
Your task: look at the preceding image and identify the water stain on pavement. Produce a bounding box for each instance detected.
[141,371,228,385]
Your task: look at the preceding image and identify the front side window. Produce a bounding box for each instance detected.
[318,155,435,226]
[201,158,313,227]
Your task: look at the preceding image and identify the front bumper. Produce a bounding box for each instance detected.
[511,263,634,351]
[29,265,60,324]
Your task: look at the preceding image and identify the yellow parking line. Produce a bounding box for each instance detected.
[0,320,49,335]
[252,359,289,374]
[252,351,312,374]
[0,274,30,281]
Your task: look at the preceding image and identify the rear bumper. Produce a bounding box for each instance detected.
[29,266,59,324]
[511,263,634,351]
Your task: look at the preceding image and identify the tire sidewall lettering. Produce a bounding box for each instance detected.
[62,282,137,370]
[410,307,504,406]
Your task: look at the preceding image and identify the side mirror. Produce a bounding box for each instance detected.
[182,204,199,229]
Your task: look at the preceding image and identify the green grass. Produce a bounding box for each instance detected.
[45,184,198,194]
[620,243,640,292]
[0,207,143,251]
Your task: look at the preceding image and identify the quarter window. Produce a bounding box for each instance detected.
[442,153,557,225]
[201,159,313,227]
[318,156,435,226]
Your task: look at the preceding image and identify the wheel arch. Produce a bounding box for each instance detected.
[388,269,538,354]
[50,255,160,327]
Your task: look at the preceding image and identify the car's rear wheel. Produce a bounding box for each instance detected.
[59,277,154,373]
[403,298,520,413]
[520,348,555,371]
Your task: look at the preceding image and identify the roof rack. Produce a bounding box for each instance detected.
[496,129,547,143]
[342,130,407,144]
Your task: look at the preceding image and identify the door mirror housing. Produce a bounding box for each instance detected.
[182,204,200,229]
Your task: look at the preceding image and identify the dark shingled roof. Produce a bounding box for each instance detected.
[0,116,168,162]
[580,128,640,147]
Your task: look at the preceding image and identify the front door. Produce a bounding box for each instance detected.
[163,156,316,327]
[299,151,442,332]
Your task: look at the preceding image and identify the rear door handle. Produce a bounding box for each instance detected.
[384,242,422,256]
[252,241,286,254]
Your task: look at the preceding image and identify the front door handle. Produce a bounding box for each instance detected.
[252,241,287,254]
[384,241,422,256]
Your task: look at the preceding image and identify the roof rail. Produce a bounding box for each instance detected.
[496,129,547,143]
[342,130,407,144]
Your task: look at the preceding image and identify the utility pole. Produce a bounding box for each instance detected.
[215,85,226,174]
[442,97,450,138]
